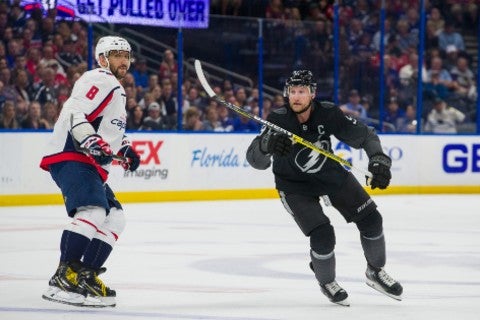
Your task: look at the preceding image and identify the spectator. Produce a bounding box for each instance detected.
[8,4,27,35]
[13,68,32,106]
[0,100,20,129]
[450,56,477,101]
[48,61,68,87]
[0,80,5,109]
[399,52,427,87]
[147,74,159,92]
[261,97,273,120]
[40,17,55,42]
[160,78,177,130]
[20,100,48,129]
[131,57,149,92]
[25,47,41,79]
[443,44,460,71]
[56,38,84,70]
[396,104,417,133]
[424,97,465,133]
[427,7,445,36]
[232,105,259,132]
[0,66,18,104]
[437,21,465,54]
[126,105,144,130]
[141,102,165,131]
[186,86,207,111]
[271,93,285,110]
[383,98,406,131]
[449,2,478,30]
[33,67,58,105]
[147,85,162,109]
[203,105,224,131]
[42,100,58,128]
[234,86,248,107]
[372,17,392,51]
[183,106,205,131]
[265,0,285,20]
[340,89,368,121]
[425,56,454,99]
[158,49,177,81]
[395,18,418,52]
[217,103,234,131]
[138,91,155,111]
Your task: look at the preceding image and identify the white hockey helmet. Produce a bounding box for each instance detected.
[95,36,132,64]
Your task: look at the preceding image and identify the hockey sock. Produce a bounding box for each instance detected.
[82,238,113,270]
[310,250,336,285]
[60,230,90,263]
[360,232,386,269]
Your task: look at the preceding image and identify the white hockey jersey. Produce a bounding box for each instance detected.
[40,68,128,182]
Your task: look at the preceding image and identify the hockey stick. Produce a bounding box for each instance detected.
[69,114,128,163]
[194,59,372,179]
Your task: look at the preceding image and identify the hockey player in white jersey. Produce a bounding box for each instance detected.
[40,36,140,307]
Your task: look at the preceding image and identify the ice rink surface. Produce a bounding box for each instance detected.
[1,195,479,320]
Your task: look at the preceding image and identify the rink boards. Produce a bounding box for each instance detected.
[0,132,479,205]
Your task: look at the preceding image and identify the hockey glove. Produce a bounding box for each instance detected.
[118,145,141,172]
[368,153,392,190]
[260,130,293,156]
[79,134,113,166]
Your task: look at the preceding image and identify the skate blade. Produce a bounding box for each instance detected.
[82,295,116,308]
[332,298,350,307]
[366,280,402,301]
[42,286,85,306]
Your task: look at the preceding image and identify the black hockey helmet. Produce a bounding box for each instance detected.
[283,70,317,97]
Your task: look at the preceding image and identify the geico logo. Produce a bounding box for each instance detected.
[132,140,163,165]
[443,143,480,173]
[111,119,126,130]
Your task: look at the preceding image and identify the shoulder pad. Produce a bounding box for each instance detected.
[319,101,336,109]
[272,106,288,114]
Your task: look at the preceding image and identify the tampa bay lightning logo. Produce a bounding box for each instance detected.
[295,140,330,173]
[335,142,353,170]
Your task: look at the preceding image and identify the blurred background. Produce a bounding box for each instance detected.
[1,0,479,135]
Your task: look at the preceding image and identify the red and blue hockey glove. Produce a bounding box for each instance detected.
[79,134,113,166]
[118,144,140,172]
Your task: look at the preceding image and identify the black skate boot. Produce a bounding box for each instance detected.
[366,265,403,300]
[320,281,350,306]
[42,261,86,306]
[309,262,350,306]
[77,267,116,307]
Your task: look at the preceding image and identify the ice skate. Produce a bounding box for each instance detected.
[42,262,86,306]
[366,265,403,301]
[320,280,350,306]
[77,267,116,307]
[309,261,349,306]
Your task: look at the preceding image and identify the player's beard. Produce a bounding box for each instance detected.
[112,64,128,80]
[292,101,312,114]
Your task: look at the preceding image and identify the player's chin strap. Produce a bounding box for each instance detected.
[194,59,373,184]
[69,113,128,163]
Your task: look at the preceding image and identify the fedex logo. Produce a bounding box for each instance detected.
[126,140,163,165]
[443,144,480,173]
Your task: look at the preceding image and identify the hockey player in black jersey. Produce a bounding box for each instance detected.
[246,70,403,306]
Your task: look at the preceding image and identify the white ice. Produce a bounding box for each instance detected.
[1,195,479,320]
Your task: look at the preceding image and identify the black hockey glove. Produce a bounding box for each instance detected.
[79,134,113,166]
[118,145,141,172]
[260,130,292,156]
[368,153,392,190]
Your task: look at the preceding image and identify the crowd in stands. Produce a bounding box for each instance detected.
[0,1,478,134]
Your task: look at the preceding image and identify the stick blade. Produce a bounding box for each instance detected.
[194,60,216,98]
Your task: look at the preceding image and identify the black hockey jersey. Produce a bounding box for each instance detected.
[246,99,384,195]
